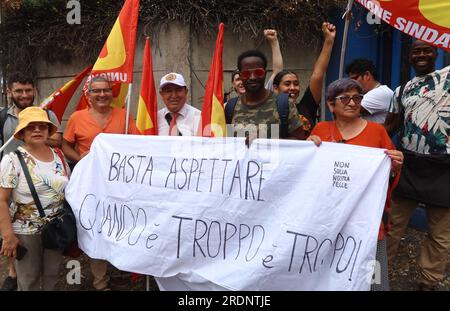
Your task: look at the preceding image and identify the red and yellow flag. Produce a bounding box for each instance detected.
[91,0,140,83]
[136,37,158,135]
[356,0,450,52]
[40,65,92,122]
[200,23,226,137]
[75,0,139,111]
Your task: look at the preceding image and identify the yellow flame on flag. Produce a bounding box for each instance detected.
[111,83,129,108]
[93,19,127,70]
[210,94,226,137]
[137,95,154,131]
[419,0,450,28]
[59,79,76,93]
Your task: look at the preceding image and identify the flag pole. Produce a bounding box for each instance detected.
[0,136,14,153]
[125,83,133,134]
[339,0,354,78]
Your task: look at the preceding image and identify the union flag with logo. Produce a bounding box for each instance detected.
[356,0,450,52]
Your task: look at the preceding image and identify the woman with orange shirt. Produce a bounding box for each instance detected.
[307,78,403,291]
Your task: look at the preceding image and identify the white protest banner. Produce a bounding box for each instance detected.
[65,133,391,290]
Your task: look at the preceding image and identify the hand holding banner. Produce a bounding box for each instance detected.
[66,134,391,290]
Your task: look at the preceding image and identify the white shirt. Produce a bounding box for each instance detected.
[157,103,201,136]
[361,85,393,124]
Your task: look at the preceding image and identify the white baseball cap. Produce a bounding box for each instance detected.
[159,72,186,89]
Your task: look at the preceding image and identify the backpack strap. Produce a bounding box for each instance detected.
[225,97,239,124]
[14,150,46,218]
[396,83,406,108]
[276,93,290,139]
[0,108,8,142]
[0,108,10,159]
[395,83,407,147]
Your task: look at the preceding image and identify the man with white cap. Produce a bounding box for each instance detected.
[157,72,201,136]
[154,73,202,291]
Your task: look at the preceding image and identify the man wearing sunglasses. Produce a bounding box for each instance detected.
[227,50,305,143]
[0,72,63,291]
[226,29,283,103]
[345,58,393,124]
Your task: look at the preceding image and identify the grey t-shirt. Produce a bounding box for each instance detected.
[0,106,62,158]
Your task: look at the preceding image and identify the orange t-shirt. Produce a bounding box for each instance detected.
[64,107,141,156]
[310,121,394,149]
[311,121,399,240]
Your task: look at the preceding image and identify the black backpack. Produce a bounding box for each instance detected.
[225,93,290,139]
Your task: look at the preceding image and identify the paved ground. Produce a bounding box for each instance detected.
[0,249,155,291]
[389,228,450,291]
[1,227,449,291]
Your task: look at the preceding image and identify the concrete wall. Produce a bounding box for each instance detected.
[34,22,320,128]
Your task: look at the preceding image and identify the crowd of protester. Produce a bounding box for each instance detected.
[0,23,448,291]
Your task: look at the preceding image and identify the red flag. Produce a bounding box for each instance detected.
[91,0,140,83]
[136,38,158,135]
[41,65,92,122]
[355,0,450,52]
[200,23,226,137]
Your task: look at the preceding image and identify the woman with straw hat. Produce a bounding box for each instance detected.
[0,106,70,290]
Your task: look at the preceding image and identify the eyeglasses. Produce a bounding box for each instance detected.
[239,68,266,79]
[25,124,49,132]
[89,88,113,94]
[334,94,363,105]
[12,88,34,95]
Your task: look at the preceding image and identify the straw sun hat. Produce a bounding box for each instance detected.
[13,107,58,140]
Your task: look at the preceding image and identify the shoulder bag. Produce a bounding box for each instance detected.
[15,149,77,251]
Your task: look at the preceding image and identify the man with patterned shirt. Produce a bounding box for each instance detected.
[229,50,305,143]
[384,41,450,290]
